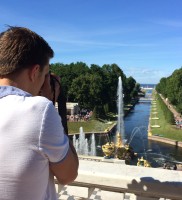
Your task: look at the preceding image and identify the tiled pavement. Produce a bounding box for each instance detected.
[56,185,171,200]
[56,185,126,200]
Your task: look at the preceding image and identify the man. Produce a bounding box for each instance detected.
[0,26,79,200]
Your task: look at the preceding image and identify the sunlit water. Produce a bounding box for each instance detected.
[71,101,182,167]
[95,102,182,167]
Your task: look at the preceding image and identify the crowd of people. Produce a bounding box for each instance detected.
[175,117,182,129]
[67,111,92,122]
[161,95,182,130]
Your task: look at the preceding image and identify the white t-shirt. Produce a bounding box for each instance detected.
[0,86,69,200]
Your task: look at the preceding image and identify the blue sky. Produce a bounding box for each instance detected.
[1,0,182,84]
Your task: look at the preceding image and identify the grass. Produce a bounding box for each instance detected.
[150,94,182,141]
[67,96,182,141]
[67,119,115,134]
[67,102,136,135]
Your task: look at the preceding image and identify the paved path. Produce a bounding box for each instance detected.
[159,94,182,129]
[56,185,128,200]
[159,94,181,119]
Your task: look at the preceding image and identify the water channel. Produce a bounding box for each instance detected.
[95,101,182,167]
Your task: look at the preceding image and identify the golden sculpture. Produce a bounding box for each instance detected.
[102,131,138,165]
[115,132,123,148]
[148,131,152,136]
[137,157,151,167]
[102,142,115,157]
[114,132,125,159]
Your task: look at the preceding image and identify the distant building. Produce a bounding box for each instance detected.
[66,102,80,115]
[55,102,80,115]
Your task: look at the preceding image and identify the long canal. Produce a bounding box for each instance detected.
[95,101,182,167]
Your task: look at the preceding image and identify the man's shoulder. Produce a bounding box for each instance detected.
[30,96,52,104]
[24,96,54,112]
[32,95,53,105]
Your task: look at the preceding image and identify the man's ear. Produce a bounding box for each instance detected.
[29,64,40,82]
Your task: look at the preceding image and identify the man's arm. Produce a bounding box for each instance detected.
[50,141,79,185]
[40,73,79,184]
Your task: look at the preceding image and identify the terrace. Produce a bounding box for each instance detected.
[55,156,182,200]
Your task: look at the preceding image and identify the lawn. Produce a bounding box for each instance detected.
[67,119,115,134]
[150,94,182,141]
[67,103,136,135]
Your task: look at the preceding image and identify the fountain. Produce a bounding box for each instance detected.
[117,76,125,144]
[73,127,96,156]
[102,76,137,163]
[100,76,168,167]
[71,76,179,169]
[150,110,160,127]
[90,133,96,156]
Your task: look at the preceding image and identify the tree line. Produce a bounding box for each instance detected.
[50,62,140,116]
[156,67,182,114]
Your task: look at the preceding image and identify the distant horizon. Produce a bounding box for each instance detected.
[51,61,172,84]
[140,83,156,86]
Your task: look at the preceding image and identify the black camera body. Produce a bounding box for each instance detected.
[50,74,68,135]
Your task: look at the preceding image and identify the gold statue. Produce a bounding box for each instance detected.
[102,142,115,158]
[137,157,151,167]
[102,131,137,162]
[148,131,152,136]
[115,132,123,148]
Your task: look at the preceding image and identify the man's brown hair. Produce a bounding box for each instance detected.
[0,26,54,75]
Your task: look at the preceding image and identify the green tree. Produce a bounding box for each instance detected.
[125,76,137,102]
[68,73,103,110]
[102,64,126,112]
[51,62,139,115]
[167,68,182,113]
[156,67,182,114]
[156,77,167,97]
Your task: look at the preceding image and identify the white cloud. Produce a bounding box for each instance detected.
[123,66,176,84]
[153,19,182,28]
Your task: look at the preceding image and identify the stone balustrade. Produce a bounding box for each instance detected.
[55,157,182,200]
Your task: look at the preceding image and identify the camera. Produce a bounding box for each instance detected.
[49,74,61,104]
[49,74,68,135]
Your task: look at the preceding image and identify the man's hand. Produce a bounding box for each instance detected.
[39,73,61,103]
[50,74,61,103]
[39,73,53,100]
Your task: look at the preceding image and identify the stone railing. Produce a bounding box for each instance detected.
[55,157,182,200]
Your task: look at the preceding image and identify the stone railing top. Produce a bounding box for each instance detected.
[74,158,182,200]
